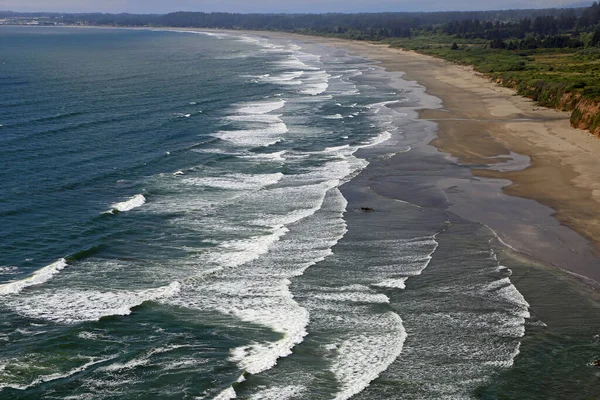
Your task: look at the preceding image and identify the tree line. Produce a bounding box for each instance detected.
[4,4,600,49]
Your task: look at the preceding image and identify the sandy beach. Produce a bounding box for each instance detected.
[79,26,600,283]
[3,25,600,398]
[273,35,600,285]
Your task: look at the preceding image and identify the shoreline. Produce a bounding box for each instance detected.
[12,25,600,284]
[3,25,600,398]
[281,34,600,285]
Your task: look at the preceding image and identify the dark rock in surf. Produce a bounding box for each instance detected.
[360,207,375,212]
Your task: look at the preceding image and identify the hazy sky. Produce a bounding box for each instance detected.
[0,0,584,13]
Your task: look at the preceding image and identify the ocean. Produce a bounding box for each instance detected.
[1,26,599,400]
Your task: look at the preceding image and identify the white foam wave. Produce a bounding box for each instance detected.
[312,291,390,304]
[362,131,392,147]
[9,282,181,323]
[0,266,18,274]
[324,144,351,153]
[261,71,304,85]
[214,387,237,400]
[107,194,146,214]
[324,114,344,119]
[331,312,407,400]
[212,225,290,269]
[275,55,318,71]
[161,29,229,39]
[173,112,192,118]
[249,385,305,400]
[366,100,402,114]
[215,123,288,147]
[99,345,189,373]
[226,114,282,123]
[182,172,283,191]
[237,100,286,115]
[485,277,531,319]
[372,277,408,289]
[0,259,67,296]
[299,71,330,96]
[165,189,349,376]
[240,150,287,162]
[0,356,115,391]
[484,342,522,368]
[228,301,310,374]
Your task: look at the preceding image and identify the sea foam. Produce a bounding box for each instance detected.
[8,281,181,323]
[0,259,68,296]
[106,194,146,214]
[237,100,286,115]
[331,313,407,400]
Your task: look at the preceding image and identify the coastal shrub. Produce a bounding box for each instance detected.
[583,86,600,100]
[387,28,600,134]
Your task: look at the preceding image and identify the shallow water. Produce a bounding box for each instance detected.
[0,26,598,400]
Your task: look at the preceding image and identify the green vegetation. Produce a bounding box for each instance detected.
[381,25,600,132]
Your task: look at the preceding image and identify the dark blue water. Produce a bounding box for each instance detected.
[1,26,599,400]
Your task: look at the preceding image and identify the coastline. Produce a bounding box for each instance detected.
[2,25,600,398]
[33,25,600,281]
[277,34,600,285]
[81,25,600,283]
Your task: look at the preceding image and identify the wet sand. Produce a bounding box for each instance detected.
[289,37,600,285]
[173,28,600,284]
[78,26,600,283]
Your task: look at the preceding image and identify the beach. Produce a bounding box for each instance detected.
[1,26,600,398]
[163,26,600,283]
[275,35,600,285]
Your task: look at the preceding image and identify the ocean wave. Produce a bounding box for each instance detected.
[8,282,181,323]
[225,114,283,123]
[215,123,288,148]
[106,194,146,214]
[260,71,304,85]
[0,266,18,275]
[209,225,291,270]
[311,290,390,304]
[249,385,306,400]
[331,313,407,400]
[239,150,287,162]
[362,131,392,147]
[165,189,349,377]
[228,301,310,374]
[159,29,229,40]
[173,112,192,118]
[274,55,318,71]
[372,277,409,289]
[99,344,190,373]
[237,100,286,115]
[484,343,522,368]
[366,99,402,109]
[0,355,115,391]
[0,258,68,296]
[214,387,237,400]
[484,277,531,319]
[299,71,330,96]
[182,172,283,191]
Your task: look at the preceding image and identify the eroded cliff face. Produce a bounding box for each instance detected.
[570,97,600,136]
[494,76,600,137]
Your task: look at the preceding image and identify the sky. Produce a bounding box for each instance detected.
[0,0,587,14]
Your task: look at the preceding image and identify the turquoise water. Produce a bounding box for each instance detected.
[0,27,598,399]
